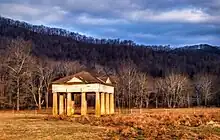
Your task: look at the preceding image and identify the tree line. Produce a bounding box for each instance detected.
[0,39,220,110]
[0,17,220,110]
[0,39,86,110]
[1,16,220,78]
[114,62,220,112]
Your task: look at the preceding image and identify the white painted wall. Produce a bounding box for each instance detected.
[52,83,114,93]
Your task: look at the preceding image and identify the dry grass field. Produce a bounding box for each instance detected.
[0,108,220,140]
[0,110,107,140]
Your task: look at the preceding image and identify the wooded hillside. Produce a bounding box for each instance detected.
[0,16,220,110]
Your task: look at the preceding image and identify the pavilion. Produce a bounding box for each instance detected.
[51,71,115,117]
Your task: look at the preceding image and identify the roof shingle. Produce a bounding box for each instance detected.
[53,71,107,84]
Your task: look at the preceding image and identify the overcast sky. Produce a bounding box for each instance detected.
[0,0,220,46]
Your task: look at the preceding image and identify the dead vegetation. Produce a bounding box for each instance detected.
[46,108,220,139]
[1,108,220,140]
[0,111,107,140]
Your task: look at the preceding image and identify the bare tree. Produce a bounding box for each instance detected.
[157,73,190,108]
[156,78,167,107]
[59,60,86,76]
[117,61,137,112]
[27,57,46,110]
[0,50,7,106]
[194,74,217,106]
[27,68,39,109]
[43,59,57,109]
[136,73,148,110]
[94,63,106,75]
[154,78,162,108]
[114,75,123,113]
[5,39,31,111]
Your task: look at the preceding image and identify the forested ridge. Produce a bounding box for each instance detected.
[0,16,220,110]
[1,16,220,76]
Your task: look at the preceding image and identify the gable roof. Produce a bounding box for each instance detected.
[53,71,108,85]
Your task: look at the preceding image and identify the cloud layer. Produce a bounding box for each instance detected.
[0,0,219,46]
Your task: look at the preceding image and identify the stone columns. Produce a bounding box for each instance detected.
[81,92,87,115]
[101,92,105,115]
[64,95,67,114]
[67,92,72,116]
[105,93,110,114]
[110,93,115,114]
[59,94,64,115]
[95,92,101,117]
[52,92,58,115]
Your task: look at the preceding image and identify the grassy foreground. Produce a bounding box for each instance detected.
[0,111,107,140]
[0,108,220,140]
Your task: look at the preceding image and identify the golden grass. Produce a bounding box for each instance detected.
[0,111,107,140]
[1,108,220,140]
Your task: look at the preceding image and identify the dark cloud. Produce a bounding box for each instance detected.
[0,0,219,46]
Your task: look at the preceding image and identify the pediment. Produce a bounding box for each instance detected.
[106,77,112,84]
[67,77,83,83]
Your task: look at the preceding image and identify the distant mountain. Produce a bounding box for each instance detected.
[0,16,137,46]
[1,16,220,77]
[182,44,219,50]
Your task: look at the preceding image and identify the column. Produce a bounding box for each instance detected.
[81,92,87,116]
[52,92,58,115]
[101,92,105,115]
[95,92,101,117]
[105,93,110,114]
[67,92,72,116]
[71,101,75,115]
[59,94,64,115]
[110,93,115,114]
[64,94,67,114]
